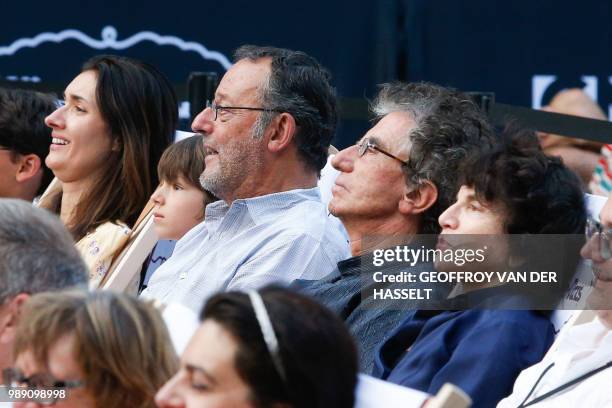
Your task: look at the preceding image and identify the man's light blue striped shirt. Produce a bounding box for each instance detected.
[141,187,350,312]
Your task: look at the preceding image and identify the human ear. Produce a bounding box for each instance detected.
[0,293,30,345]
[267,113,296,153]
[15,154,42,183]
[399,180,438,215]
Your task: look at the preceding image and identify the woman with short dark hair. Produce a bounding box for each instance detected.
[155,286,358,408]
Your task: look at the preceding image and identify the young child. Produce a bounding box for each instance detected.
[151,135,217,241]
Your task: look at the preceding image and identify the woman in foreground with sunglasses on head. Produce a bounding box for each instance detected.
[6,290,178,408]
[155,286,358,408]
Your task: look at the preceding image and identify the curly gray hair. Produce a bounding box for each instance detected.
[372,82,494,233]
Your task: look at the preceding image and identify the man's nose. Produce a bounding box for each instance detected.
[331,145,358,173]
[191,107,215,135]
[581,234,605,263]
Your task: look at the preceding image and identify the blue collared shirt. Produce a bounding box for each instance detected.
[373,290,555,408]
[141,187,350,312]
[294,238,451,374]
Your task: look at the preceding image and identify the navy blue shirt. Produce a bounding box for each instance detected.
[373,290,555,408]
[294,240,450,373]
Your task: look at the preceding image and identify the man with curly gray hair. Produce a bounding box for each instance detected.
[296,81,494,372]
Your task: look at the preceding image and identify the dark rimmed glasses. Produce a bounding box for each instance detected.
[357,137,409,165]
[206,100,283,121]
[585,216,612,261]
[2,367,84,405]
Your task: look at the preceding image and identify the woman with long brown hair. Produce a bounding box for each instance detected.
[40,55,177,285]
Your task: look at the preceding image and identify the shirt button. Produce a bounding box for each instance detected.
[179,272,188,280]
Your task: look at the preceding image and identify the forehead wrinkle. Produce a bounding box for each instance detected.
[216,85,260,106]
[219,60,269,106]
[214,90,229,103]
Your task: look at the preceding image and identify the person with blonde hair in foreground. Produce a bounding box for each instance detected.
[6,290,178,408]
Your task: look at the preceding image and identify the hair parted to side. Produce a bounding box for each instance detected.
[49,55,177,240]
[157,135,217,204]
[202,286,358,408]
[0,198,87,305]
[0,88,57,195]
[13,290,178,408]
[372,81,494,234]
[234,45,337,175]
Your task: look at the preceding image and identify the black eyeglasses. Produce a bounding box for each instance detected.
[205,100,283,121]
[357,137,408,165]
[3,367,84,405]
[585,216,612,261]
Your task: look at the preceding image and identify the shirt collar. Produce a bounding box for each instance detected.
[204,199,230,220]
[212,187,321,222]
[337,255,363,276]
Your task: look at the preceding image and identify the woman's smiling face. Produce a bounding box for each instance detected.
[44,70,117,184]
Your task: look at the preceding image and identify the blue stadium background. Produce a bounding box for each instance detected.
[1,0,611,147]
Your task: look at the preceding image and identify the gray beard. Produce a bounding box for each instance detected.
[199,168,225,198]
[199,142,265,200]
[199,120,266,199]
